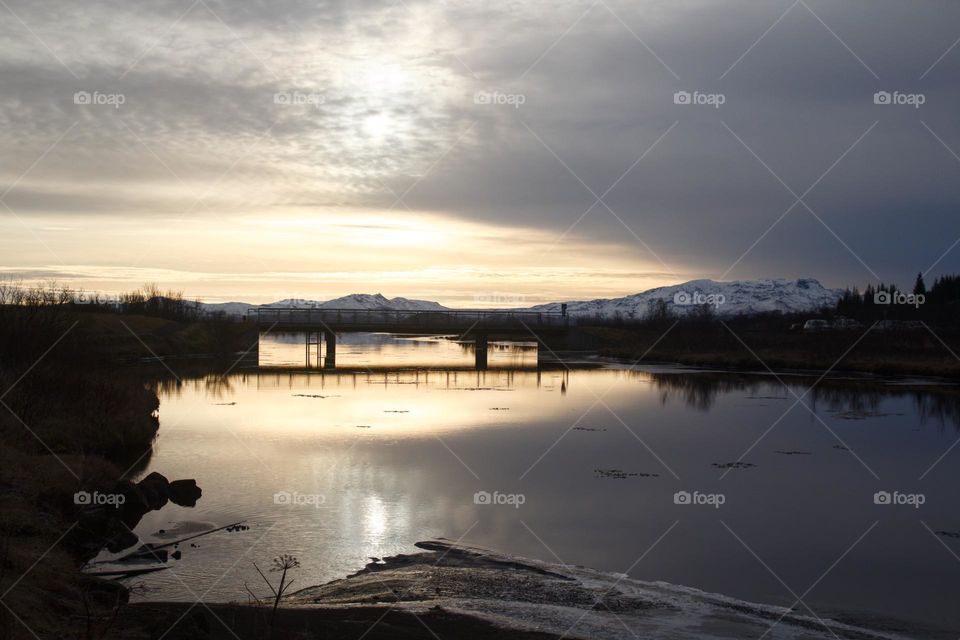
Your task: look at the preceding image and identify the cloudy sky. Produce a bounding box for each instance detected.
[1,0,959,305]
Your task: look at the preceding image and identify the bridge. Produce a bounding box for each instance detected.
[253,307,572,369]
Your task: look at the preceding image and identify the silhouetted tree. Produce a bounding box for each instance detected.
[913,272,927,296]
[646,299,673,324]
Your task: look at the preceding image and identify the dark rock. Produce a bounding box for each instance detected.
[168,479,202,507]
[137,472,170,510]
[114,480,150,513]
[105,528,140,554]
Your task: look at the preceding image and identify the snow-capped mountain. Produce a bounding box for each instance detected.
[199,280,840,319]
[264,293,446,311]
[200,301,259,317]
[528,278,842,318]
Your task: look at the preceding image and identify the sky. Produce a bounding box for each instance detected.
[1,0,959,306]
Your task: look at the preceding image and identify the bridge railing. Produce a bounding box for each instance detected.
[254,307,571,329]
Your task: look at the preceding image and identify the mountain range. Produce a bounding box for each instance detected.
[199,279,841,319]
[527,278,842,318]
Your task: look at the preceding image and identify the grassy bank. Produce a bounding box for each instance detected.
[78,311,258,361]
[586,322,960,379]
[0,298,258,639]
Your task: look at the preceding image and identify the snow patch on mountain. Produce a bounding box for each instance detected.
[528,278,842,318]
[199,301,259,317]
[268,293,446,311]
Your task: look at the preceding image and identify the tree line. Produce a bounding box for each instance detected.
[836,272,960,323]
[0,280,209,322]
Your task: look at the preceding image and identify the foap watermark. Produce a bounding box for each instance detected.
[274,490,326,508]
[873,91,925,109]
[673,291,725,308]
[874,290,925,308]
[674,90,725,109]
[73,91,125,109]
[74,291,123,306]
[474,490,525,509]
[273,91,325,109]
[674,490,725,509]
[873,490,925,509]
[74,490,126,507]
[474,90,525,109]
[473,292,539,305]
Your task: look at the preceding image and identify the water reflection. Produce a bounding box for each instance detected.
[259,331,540,370]
[135,362,960,634]
[648,371,960,430]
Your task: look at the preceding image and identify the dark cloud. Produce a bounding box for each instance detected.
[2,0,959,291]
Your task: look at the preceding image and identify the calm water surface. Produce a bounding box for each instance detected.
[121,333,960,634]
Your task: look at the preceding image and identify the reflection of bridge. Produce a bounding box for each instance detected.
[254,307,573,369]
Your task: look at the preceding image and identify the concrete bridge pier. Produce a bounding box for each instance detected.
[324,330,337,369]
[475,335,488,370]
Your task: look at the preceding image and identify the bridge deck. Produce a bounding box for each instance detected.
[254,307,571,334]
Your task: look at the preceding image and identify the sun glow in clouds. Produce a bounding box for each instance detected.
[0,1,697,306]
[362,113,392,139]
[0,208,676,306]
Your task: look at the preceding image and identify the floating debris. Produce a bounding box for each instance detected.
[489,407,510,411]
[574,426,607,432]
[355,425,372,429]
[212,402,236,406]
[593,468,658,479]
[832,410,904,420]
[774,450,812,456]
[384,410,409,413]
[293,394,334,399]
[832,445,850,451]
[139,520,247,555]
[712,462,756,469]
[936,531,960,539]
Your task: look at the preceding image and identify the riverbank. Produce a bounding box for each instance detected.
[76,311,259,361]
[0,304,258,639]
[585,324,960,379]
[125,540,933,639]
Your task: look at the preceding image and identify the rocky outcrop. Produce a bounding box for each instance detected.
[168,479,202,507]
[75,473,202,560]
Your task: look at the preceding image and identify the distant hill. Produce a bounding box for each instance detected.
[263,293,447,311]
[199,293,446,317]
[527,278,842,318]
[196,280,841,319]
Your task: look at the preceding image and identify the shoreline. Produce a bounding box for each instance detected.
[126,540,946,640]
[585,325,960,380]
[599,355,960,387]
